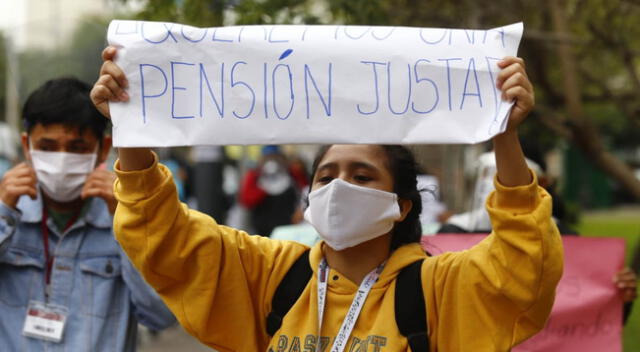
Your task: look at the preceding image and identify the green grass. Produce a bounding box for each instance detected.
[578,210,640,352]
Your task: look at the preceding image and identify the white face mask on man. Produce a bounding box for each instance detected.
[303,178,402,251]
[29,143,97,203]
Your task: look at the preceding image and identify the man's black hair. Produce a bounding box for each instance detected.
[309,145,423,250]
[22,77,108,140]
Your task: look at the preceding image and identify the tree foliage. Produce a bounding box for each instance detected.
[132,0,319,26]
[18,16,111,105]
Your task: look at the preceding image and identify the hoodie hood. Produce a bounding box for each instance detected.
[308,240,427,293]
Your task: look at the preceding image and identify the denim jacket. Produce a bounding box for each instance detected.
[0,194,176,352]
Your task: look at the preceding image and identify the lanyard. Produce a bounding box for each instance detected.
[316,258,384,352]
[40,206,80,296]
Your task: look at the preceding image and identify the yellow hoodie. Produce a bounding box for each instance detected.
[113,157,563,352]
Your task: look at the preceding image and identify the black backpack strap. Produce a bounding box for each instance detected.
[266,249,312,336]
[395,258,429,352]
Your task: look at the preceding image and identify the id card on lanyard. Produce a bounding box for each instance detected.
[39,206,80,297]
[316,258,384,352]
[22,300,69,343]
[22,206,79,343]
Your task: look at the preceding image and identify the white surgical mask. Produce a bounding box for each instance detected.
[258,160,292,195]
[304,178,402,251]
[29,144,97,203]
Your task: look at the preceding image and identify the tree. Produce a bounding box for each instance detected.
[18,16,110,105]
[545,0,640,200]
[131,0,321,26]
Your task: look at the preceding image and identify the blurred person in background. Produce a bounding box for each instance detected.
[0,78,175,351]
[0,122,19,177]
[239,145,308,236]
[438,149,543,233]
[192,145,232,222]
[156,148,192,203]
[415,168,448,235]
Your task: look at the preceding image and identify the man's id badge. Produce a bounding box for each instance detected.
[22,300,68,343]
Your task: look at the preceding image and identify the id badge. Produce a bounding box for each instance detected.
[22,300,68,343]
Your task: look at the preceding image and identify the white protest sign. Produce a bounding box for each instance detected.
[107,20,523,146]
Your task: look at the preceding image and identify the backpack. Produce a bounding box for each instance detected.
[266,250,430,351]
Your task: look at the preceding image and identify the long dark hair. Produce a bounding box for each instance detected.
[309,145,423,250]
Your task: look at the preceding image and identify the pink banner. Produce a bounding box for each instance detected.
[423,235,625,352]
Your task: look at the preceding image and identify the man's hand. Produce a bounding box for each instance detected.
[614,267,638,303]
[496,56,534,132]
[90,46,129,119]
[81,165,117,215]
[0,163,38,210]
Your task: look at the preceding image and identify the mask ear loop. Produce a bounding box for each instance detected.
[91,143,101,169]
[26,138,36,167]
[27,138,44,199]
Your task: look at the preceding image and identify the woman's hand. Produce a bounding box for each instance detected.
[492,56,535,187]
[496,56,534,132]
[90,46,130,119]
[90,47,153,172]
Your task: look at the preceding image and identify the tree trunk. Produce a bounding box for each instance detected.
[547,0,640,200]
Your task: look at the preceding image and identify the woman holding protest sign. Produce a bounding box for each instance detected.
[91,46,562,351]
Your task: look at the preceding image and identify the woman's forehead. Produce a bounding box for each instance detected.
[319,145,388,168]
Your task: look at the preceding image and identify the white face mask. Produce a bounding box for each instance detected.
[258,160,292,195]
[304,178,402,251]
[29,144,98,203]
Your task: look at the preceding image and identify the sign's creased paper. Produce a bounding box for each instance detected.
[108,20,523,146]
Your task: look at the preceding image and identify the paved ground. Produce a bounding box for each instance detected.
[138,325,214,352]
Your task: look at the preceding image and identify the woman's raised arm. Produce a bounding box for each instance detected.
[492,56,535,187]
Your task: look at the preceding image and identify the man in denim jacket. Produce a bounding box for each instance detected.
[0,78,175,351]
